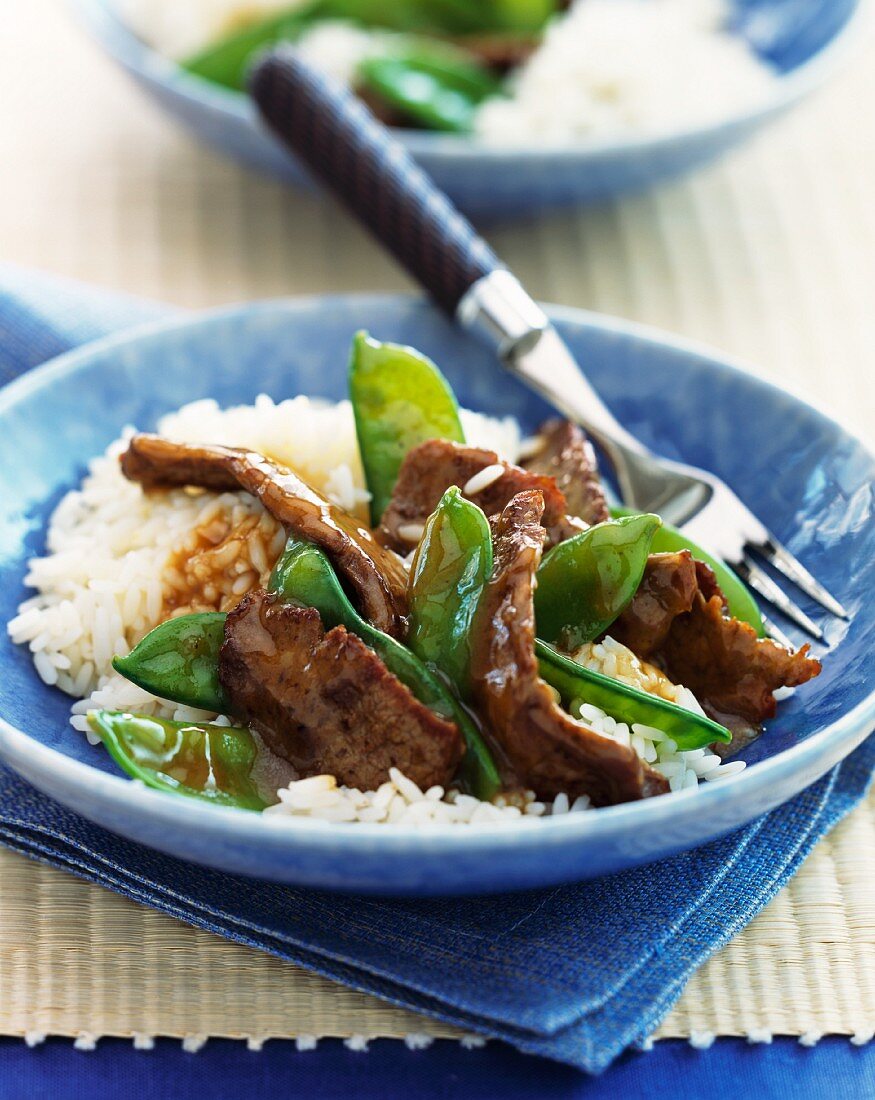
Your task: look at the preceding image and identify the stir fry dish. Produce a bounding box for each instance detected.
[146,0,776,142]
[81,333,820,816]
[181,0,557,132]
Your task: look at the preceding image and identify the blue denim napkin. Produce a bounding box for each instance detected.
[1,265,872,1073]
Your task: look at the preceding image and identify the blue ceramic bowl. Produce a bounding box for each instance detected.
[69,0,863,218]
[0,297,872,894]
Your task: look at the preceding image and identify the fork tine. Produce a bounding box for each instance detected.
[753,538,849,619]
[736,556,824,641]
[760,614,795,650]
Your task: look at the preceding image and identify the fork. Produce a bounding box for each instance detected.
[250,50,848,645]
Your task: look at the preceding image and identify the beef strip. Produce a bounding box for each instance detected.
[219,590,463,792]
[608,550,702,657]
[522,419,610,526]
[379,438,582,553]
[612,551,821,744]
[451,33,540,70]
[121,434,408,637]
[469,490,668,806]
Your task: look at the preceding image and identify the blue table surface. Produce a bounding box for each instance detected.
[1,1036,872,1099]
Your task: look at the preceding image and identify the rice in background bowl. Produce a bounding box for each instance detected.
[116,0,779,142]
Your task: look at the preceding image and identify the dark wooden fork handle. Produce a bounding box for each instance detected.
[249,47,501,316]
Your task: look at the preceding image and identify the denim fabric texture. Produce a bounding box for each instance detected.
[0,266,871,1072]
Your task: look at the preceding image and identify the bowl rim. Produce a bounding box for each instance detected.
[67,0,869,162]
[0,293,873,858]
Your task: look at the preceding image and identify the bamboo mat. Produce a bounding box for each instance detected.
[0,0,873,1045]
[1,789,872,1044]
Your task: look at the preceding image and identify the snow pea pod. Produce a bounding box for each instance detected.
[535,642,731,751]
[610,507,766,636]
[182,1,495,93]
[359,47,501,132]
[270,535,453,711]
[112,613,229,712]
[408,487,492,696]
[88,709,267,810]
[273,535,501,799]
[183,4,325,91]
[111,538,501,798]
[349,331,465,524]
[534,514,662,651]
[383,0,554,33]
[488,0,556,31]
[113,542,461,725]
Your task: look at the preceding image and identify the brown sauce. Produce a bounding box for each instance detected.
[161,506,285,619]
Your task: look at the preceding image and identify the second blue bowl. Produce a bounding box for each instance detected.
[69,0,863,218]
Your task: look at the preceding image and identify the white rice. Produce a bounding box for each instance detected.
[8,393,739,824]
[8,394,381,727]
[291,21,393,86]
[568,635,745,791]
[462,464,506,497]
[265,770,551,826]
[475,0,777,143]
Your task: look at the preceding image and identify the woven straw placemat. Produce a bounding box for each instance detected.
[0,0,873,1045]
[1,788,872,1044]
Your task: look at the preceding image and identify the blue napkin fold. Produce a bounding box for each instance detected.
[0,265,872,1073]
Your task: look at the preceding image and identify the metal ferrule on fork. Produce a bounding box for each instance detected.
[457,271,848,638]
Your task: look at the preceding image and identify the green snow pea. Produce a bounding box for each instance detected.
[359,47,502,132]
[181,1,492,93]
[270,535,456,711]
[384,0,555,33]
[113,536,500,797]
[408,487,493,697]
[112,613,229,712]
[115,534,437,714]
[183,4,326,91]
[323,0,486,33]
[535,642,730,751]
[349,331,465,524]
[610,507,766,636]
[486,0,556,32]
[272,535,501,799]
[534,514,662,651]
[88,709,267,810]
[353,0,556,33]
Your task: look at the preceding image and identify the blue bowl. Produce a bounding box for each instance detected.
[0,297,872,894]
[68,0,863,218]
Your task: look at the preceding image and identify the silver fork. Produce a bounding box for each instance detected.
[459,284,846,644]
[251,50,848,644]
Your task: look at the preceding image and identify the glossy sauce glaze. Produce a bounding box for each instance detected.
[122,434,410,636]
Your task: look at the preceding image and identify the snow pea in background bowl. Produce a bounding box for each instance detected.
[0,296,872,895]
[67,0,864,218]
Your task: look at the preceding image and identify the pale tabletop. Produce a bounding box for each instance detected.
[0,0,872,1045]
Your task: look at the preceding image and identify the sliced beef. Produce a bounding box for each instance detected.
[121,434,408,638]
[379,438,582,552]
[219,590,463,792]
[522,419,610,526]
[469,490,668,806]
[608,551,702,656]
[612,551,821,736]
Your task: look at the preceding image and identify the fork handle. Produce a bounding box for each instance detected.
[250,47,501,315]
